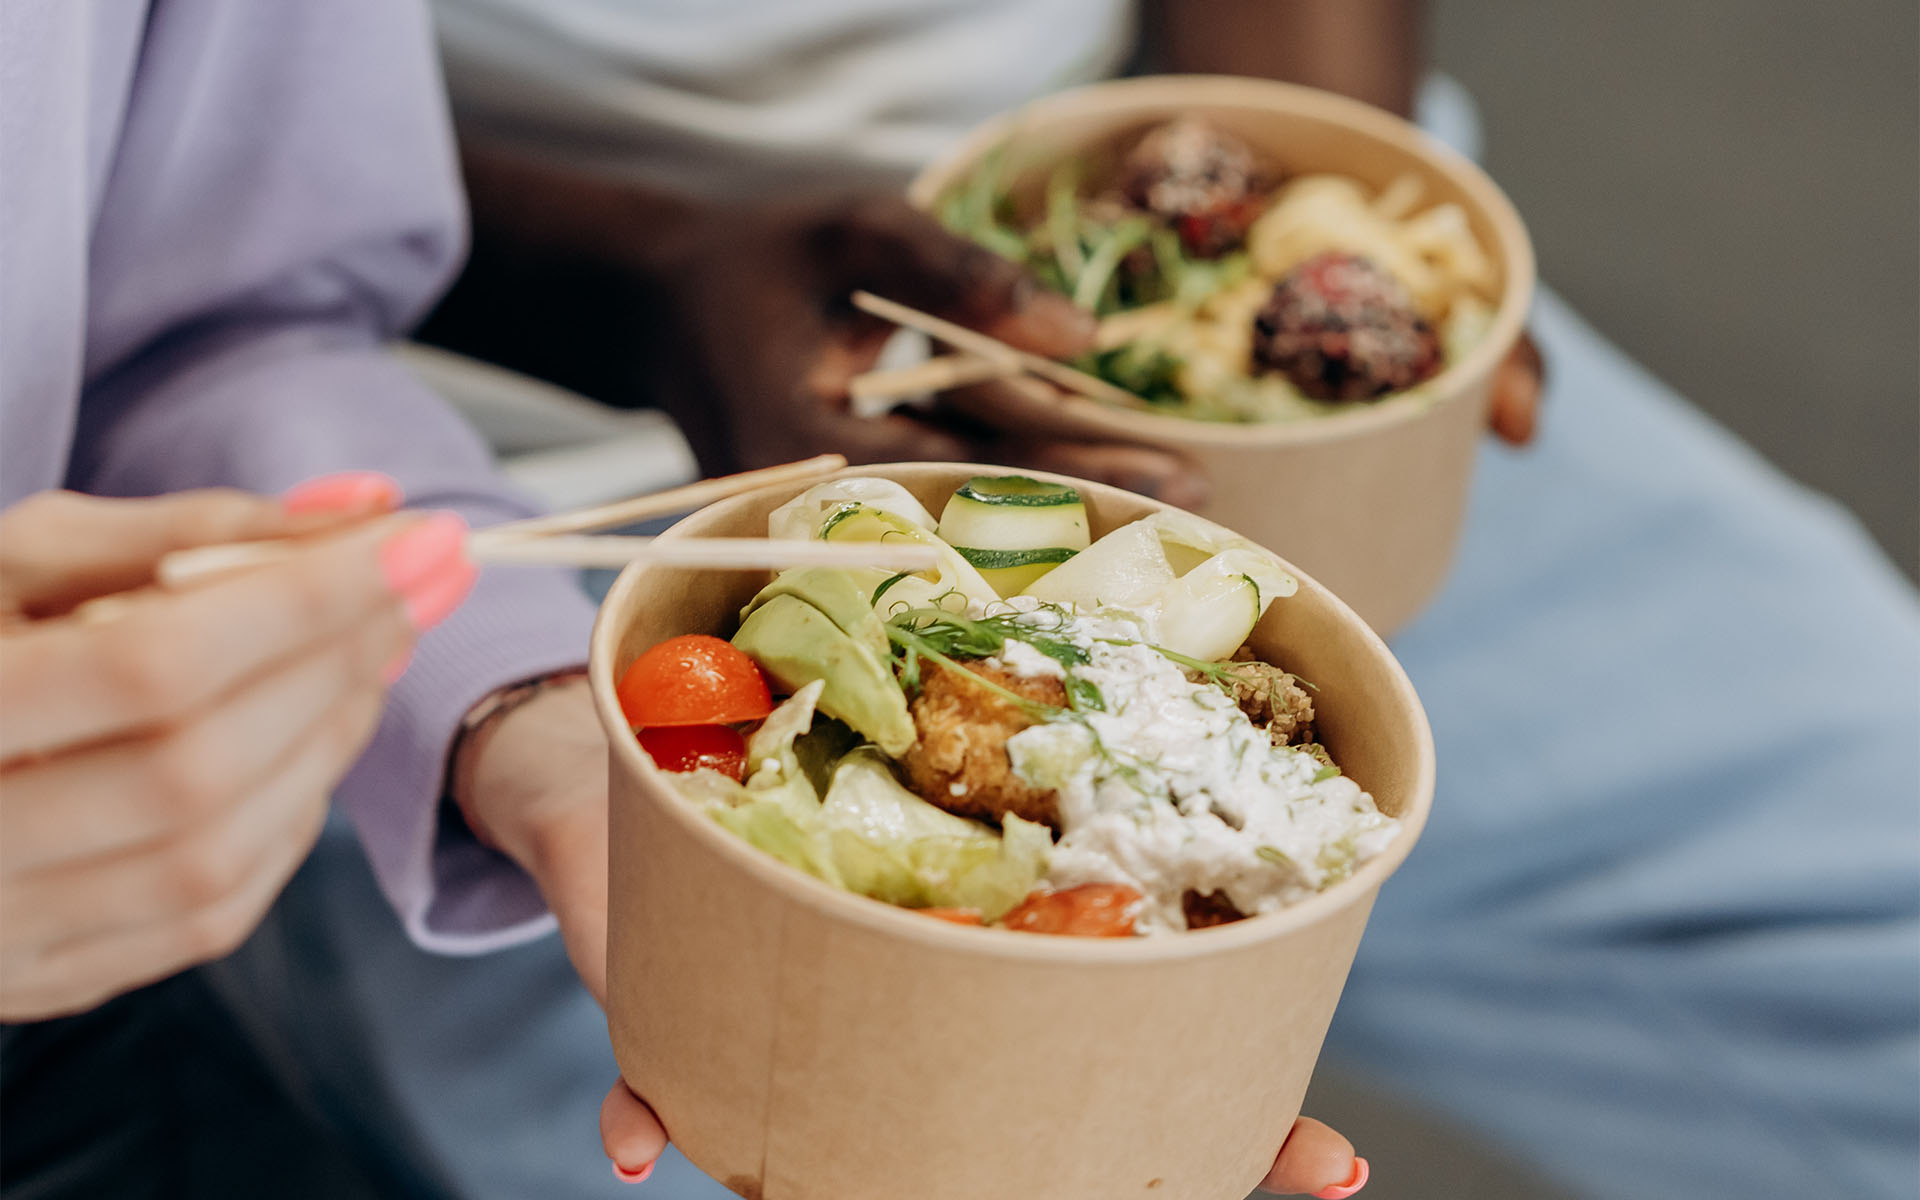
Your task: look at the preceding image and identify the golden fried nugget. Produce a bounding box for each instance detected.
[899,659,1064,829]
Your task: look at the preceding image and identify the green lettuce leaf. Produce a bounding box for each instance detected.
[821,749,1050,920]
[674,701,1049,921]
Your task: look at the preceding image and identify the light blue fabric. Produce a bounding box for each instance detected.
[1325,286,1920,1198]
[184,280,1919,1200]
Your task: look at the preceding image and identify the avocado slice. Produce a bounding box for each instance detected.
[733,595,916,756]
[739,568,891,663]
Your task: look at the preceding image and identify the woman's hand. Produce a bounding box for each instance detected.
[451,676,611,1001]
[0,481,475,1021]
[447,680,677,1184]
[1261,1117,1370,1197]
[597,1078,1367,1195]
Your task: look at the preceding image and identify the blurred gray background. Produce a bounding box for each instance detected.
[1434,0,1919,580]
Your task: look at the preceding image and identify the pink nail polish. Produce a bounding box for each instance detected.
[612,1159,656,1184]
[401,559,477,632]
[283,471,402,515]
[382,651,413,685]
[1313,1156,1368,1200]
[379,511,468,596]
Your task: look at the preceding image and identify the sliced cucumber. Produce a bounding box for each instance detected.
[819,502,997,606]
[819,502,924,546]
[938,476,1090,596]
[953,545,1081,595]
[1146,549,1282,661]
[953,475,1086,508]
[952,546,1080,570]
[938,476,1090,552]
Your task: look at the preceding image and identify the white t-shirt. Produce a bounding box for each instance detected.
[434,0,1137,197]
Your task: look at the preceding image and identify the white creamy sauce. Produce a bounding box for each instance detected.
[991,606,1399,935]
[994,637,1066,680]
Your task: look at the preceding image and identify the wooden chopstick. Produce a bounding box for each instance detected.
[478,453,847,543]
[848,291,1153,411]
[466,536,940,572]
[156,530,939,588]
[846,354,1014,405]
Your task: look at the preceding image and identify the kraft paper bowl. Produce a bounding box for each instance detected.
[908,75,1536,636]
[595,462,1435,1200]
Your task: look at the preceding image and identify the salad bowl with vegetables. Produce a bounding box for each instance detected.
[593,462,1433,1200]
[908,75,1536,636]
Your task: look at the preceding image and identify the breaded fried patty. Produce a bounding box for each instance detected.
[899,660,1063,829]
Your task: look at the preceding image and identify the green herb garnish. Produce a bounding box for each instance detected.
[883,604,1110,719]
[1102,638,1240,693]
[870,572,912,608]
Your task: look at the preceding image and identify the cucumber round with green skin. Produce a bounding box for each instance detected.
[819,502,998,605]
[938,476,1091,596]
[953,545,1082,595]
[953,476,1086,508]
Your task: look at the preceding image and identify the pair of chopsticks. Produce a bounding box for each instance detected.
[845,291,1153,412]
[155,454,942,588]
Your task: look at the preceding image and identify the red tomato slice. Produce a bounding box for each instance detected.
[916,907,985,926]
[636,725,747,781]
[619,634,773,728]
[1000,883,1142,937]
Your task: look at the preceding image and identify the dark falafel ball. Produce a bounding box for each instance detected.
[1251,252,1444,401]
[1120,118,1268,257]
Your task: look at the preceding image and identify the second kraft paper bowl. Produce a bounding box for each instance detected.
[909,75,1536,637]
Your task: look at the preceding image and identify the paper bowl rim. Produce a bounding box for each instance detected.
[591,463,1436,967]
[904,73,1537,448]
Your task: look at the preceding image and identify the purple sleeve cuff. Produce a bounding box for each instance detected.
[340,550,598,954]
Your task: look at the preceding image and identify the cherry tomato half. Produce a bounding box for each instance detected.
[618,634,773,729]
[636,725,748,781]
[1000,883,1142,937]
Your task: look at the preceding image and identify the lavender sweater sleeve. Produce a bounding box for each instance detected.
[66,0,596,952]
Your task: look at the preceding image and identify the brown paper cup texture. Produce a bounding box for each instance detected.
[593,462,1436,1200]
[908,75,1537,637]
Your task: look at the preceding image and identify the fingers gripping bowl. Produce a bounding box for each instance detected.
[909,76,1536,636]
[594,463,1433,1200]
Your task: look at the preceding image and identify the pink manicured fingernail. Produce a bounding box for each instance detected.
[402,559,476,632]
[382,651,413,685]
[612,1159,656,1184]
[283,471,402,515]
[1313,1156,1368,1200]
[380,511,468,596]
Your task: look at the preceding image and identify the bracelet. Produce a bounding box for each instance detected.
[446,668,591,828]
[456,668,590,745]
